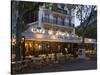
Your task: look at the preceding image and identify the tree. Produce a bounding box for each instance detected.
[76,5,96,49]
[76,6,97,39]
[11,1,43,62]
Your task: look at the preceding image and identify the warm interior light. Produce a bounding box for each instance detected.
[75,35,79,38]
[12,39,16,46]
[35,33,43,38]
[88,39,92,42]
[48,30,53,35]
[51,35,56,39]
[58,31,61,35]
[35,44,38,46]
[12,39,16,42]
[56,31,59,36]
[25,43,28,47]
[48,45,50,48]
[66,33,69,37]
[65,48,68,52]
[22,37,25,41]
[61,32,65,36]
[29,43,32,48]
[12,42,15,46]
[38,45,41,49]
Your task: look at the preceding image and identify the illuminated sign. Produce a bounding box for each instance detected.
[34,33,44,39]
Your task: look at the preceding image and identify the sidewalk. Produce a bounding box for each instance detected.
[11,57,97,74]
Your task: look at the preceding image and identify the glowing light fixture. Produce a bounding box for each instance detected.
[58,31,61,35]
[25,43,28,47]
[56,31,59,36]
[61,32,65,36]
[35,44,38,46]
[12,39,16,42]
[22,37,25,41]
[12,39,16,46]
[88,39,92,42]
[38,45,41,49]
[66,33,69,37]
[12,42,15,46]
[48,30,53,35]
[29,43,32,48]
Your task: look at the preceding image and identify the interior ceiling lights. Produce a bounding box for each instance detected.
[48,30,53,35]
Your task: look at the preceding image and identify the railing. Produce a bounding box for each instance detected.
[42,17,74,27]
[52,8,68,15]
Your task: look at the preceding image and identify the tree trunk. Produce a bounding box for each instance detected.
[15,2,23,62]
[15,16,22,62]
[21,40,25,60]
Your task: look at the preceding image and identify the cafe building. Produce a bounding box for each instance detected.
[11,4,96,61]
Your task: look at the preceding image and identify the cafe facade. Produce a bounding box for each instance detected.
[11,4,97,61]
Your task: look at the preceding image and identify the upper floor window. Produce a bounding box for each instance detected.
[53,16,58,24]
[57,17,64,25]
[58,4,65,10]
[57,4,68,14]
[43,14,49,22]
[60,4,65,9]
[45,14,49,18]
[62,18,65,25]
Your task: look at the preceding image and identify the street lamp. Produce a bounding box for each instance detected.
[21,36,25,60]
[21,36,25,42]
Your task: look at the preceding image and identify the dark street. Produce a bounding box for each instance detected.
[15,59,97,74]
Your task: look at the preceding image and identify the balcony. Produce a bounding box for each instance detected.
[42,17,74,28]
[43,8,73,20]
